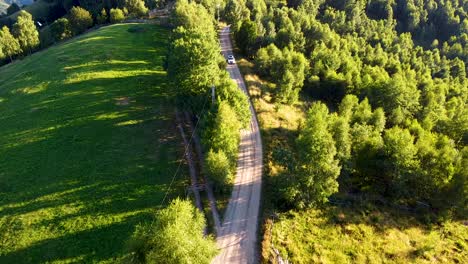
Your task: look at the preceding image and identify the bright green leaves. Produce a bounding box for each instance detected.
[12,10,39,54]
[126,199,218,264]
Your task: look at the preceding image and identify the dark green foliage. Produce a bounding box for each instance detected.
[126,199,218,264]
[125,0,148,18]
[256,44,307,104]
[145,0,165,9]
[168,0,249,191]
[291,102,340,207]
[6,3,20,15]
[50,17,72,41]
[235,19,257,55]
[167,0,221,96]
[68,6,93,34]
[96,8,108,24]
[237,0,467,214]
[224,0,250,32]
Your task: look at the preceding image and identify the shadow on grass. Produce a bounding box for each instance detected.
[0,24,187,263]
[1,214,148,264]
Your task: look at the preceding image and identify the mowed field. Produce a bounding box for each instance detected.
[0,24,187,263]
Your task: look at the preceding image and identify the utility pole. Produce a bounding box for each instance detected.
[211,85,216,104]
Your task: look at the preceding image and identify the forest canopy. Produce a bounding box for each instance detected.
[228,0,467,217]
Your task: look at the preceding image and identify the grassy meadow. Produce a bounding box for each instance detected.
[236,59,468,264]
[266,208,467,264]
[0,23,187,263]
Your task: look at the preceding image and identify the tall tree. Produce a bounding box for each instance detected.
[167,0,221,95]
[235,19,257,55]
[12,11,39,54]
[0,26,21,62]
[382,127,419,198]
[224,0,250,31]
[294,102,341,207]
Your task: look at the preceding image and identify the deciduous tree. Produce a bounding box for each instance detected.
[68,6,93,35]
[50,18,72,42]
[0,26,21,61]
[12,10,39,54]
[125,0,148,18]
[293,102,341,207]
[110,8,125,23]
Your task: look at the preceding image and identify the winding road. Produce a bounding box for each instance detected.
[212,26,263,264]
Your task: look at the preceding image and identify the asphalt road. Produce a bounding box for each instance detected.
[212,26,263,264]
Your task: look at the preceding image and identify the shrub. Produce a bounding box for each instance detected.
[126,199,218,264]
[126,0,148,18]
[206,149,233,187]
[68,6,93,35]
[96,8,108,24]
[109,8,125,23]
[50,18,72,42]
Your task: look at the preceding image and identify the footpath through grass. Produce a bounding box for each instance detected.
[236,59,468,264]
[0,23,187,263]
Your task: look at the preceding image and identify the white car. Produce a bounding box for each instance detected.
[227,55,236,64]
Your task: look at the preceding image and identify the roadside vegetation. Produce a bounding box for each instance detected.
[266,207,467,263]
[226,0,467,262]
[0,23,186,263]
[167,0,250,193]
[125,199,218,264]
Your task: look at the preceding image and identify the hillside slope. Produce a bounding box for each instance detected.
[0,0,33,14]
[0,24,186,263]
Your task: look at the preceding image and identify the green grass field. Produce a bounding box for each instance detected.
[0,23,187,263]
[266,207,467,264]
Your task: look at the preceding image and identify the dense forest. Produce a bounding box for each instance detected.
[0,0,165,27]
[216,0,467,218]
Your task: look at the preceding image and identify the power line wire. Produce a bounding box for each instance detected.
[159,95,210,207]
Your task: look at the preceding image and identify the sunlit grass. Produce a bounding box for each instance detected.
[268,208,467,264]
[0,24,187,263]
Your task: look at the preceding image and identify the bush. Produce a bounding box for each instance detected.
[109,8,125,23]
[50,18,72,42]
[68,6,93,35]
[206,149,233,187]
[126,199,218,264]
[126,0,148,18]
